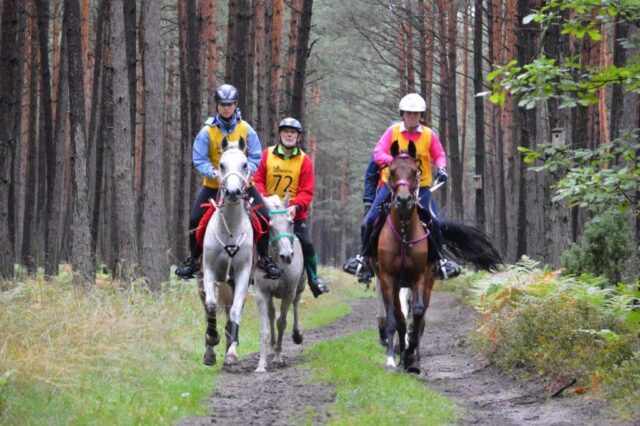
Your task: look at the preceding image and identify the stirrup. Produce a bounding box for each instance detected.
[435,259,461,280]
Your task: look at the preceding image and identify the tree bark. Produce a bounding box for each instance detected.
[110,0,139,283]
[203,0,217,112]
[289,0,313,121]
[140,0,169,291]
[65,0,95,286]
[473,0,486,231]
[35,0,58,276]
[0,0,21,279]
[268,0,283,142]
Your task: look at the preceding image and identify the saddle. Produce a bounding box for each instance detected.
[195,201,267,248]
[364,203,437,264]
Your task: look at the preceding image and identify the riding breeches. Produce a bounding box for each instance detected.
[294,219,316,258]
[189,186,220,256]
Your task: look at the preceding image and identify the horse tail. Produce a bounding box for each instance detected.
[440,221,503,272]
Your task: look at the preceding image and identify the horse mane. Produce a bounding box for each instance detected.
[264,194,282,209]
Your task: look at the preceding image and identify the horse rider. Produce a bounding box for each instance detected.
[253,117,330,298]
[175,83,283,280]
[344,93,461,280]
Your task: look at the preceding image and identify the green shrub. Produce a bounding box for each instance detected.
[562,210,634,284]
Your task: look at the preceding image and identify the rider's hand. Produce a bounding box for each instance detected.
[436,167,448,183]
[287,205,297,219]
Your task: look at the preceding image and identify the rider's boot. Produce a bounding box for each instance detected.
[431,222,461,280]
[304,254,329,298]
[256,234,283,279]
[176,255,201,279]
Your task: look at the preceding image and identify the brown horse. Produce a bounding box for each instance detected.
[374,141,503,374]
[375,140,430,373]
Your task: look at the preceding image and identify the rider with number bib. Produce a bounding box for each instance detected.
[344,93,461,280]
[175,84,283,280]
[253,117,330,298]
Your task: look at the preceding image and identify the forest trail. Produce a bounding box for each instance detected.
[179,292,626,426]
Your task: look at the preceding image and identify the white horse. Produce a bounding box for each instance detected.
[253,194,305,372]
[199,137,254,366]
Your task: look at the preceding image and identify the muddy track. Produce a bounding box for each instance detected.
[178,293,627,426]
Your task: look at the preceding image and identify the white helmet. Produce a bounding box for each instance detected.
[398,93,427,113]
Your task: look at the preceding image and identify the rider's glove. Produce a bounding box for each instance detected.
[436,167,448,183]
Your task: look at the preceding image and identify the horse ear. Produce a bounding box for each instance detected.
[221,136,228,151]
[407,141,417,159]
[390,140,400,157]
[283,190,290,207]
[238,136,246,153]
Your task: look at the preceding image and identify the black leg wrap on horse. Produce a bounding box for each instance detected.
[206,316,219,346]
[225,320,240,348]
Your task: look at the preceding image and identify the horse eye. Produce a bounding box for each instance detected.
[220,164,226,171]
[242,163,248,170]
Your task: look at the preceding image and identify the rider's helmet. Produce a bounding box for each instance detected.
[398,93,427,113]
[214,84,239,105]
[278,117,303,148]
[278,117,303,134]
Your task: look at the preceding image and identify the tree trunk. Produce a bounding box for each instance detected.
[229,0,250,114]
[22,8,38,274]
[0,0,21,279]
[110,0,139,283]
[254,0,268,142]
[446,1,462,219]
[289,0,313,121]
[139,0,169,291]
[65,0,95,286]
[36,0,58,276]
[283,0,301,114]
[203,0,217,112]
[473,0,485,231]
[268,0,283,142]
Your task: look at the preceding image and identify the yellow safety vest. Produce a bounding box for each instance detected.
[264,146,305,199]
[381,124,434,187]
[202,121,249,189]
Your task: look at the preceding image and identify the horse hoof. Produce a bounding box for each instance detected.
[292,330,303,344]
[406,365,421,375]
[255,365,267,373]
[203,347,216,366]
[224,353,238,365]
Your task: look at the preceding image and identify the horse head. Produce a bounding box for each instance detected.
[265,194,295,264]
[218,136,249,202]
[388,140,419,216]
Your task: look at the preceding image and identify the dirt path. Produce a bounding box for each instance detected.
[178,293,627,426]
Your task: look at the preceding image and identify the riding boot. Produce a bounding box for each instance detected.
[176,232,203,278]
[256,233,283,279]
[304,255,329,298]
[431,223,461,280]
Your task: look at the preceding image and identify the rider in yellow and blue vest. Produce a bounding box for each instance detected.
[175,84,283,280]
[253,118,329,298]
[344,93,461,280]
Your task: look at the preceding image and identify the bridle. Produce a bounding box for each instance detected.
[385,153,429,266]
[268,208,295,246]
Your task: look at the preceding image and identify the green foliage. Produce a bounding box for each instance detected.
[487,1,640,109]
[467,264,640,418]
[518,131,640,215]
[304,330,457,425]
[562,211,634,284]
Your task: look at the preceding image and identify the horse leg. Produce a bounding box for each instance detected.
[379,274,398,368]
[404,275,432,374]
[200,274,219,366]
[375,278,388,347]
[254,287,271,373]
[399,287,411,347]
[393,290,407,360]
[273,297,293,366]
[291,282,303,344]
[268,296,276,352]
[224,269,251,365]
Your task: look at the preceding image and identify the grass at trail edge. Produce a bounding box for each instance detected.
[303,330,457,426]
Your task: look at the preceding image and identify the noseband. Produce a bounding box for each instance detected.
[268,209,295,246]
